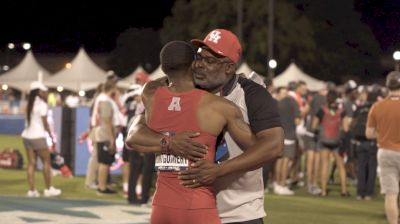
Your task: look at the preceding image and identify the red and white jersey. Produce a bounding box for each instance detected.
[148,86,217,209]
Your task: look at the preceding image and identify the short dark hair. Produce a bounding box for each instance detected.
[386,71,400,91]
[326,90,338,105]
[160,41,195,75]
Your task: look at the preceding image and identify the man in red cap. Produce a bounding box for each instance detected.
[127,29,283,224]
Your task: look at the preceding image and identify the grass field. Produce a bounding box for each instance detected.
[0,134,388,224]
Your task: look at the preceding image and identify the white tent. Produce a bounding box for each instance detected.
[149,65,166,80]
[118,66,147,88]
[0,51,51,91]
[237,62,253,77]
[46,48,107,91]
[274,63,325,91]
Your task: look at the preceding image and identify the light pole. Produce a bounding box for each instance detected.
[393,51,400,71]
[267,0,275,79]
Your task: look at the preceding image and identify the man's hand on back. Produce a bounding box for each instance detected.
[178,160,219,188]
[169,132,208,161]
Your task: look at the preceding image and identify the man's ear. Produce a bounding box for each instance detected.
[225,63,237,75]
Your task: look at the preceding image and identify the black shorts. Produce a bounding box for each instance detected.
[318,141,340,151]
[122,147,130,162]
[97,141,115,165]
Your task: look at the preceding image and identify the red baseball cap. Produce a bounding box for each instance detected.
[191,29,242,64]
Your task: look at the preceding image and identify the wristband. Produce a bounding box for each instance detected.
[160,136,170,154]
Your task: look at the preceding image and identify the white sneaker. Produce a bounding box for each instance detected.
[27,190,40,198]
[44,186,62,197]
[308,185,322,195]
[277,186,294,196]
[85,183,98,190]
[273,184,282,194]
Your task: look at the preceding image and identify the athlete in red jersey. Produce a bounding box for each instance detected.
[126,41,255,224]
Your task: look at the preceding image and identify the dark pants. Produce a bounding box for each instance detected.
[356,140,377,197]
[128,150,155,204]
[227,218,264,224]
[262,161,275,189]
[141,153,155,203]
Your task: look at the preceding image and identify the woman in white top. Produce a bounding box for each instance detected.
[21,81,61,197]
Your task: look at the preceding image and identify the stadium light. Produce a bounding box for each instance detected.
[393,51,400,71]
[7,43,15,50]
[57,86,64,92]
[22,43,31,50]
[268,59,277,69]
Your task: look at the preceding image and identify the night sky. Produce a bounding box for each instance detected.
[0,1,175,53]
[0,1,399,53]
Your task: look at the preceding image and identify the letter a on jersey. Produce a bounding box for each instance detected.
[168,97,181,111]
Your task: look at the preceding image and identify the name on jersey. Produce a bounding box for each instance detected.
[155,154,188,171]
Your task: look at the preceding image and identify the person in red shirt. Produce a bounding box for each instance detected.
[126,41,256,224]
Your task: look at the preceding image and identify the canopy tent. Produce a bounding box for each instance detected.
[45,48,107,92]
[118,66,149,88]
[237,62,253,77]
[0,51,51,91]
[273,63,325,91]
[149,65,166,80]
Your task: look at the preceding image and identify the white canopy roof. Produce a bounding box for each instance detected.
[46,48,107,91]
[274,63,325,91]
[118,66,147,88]
[149,65,166,80]
[0,51,51,91]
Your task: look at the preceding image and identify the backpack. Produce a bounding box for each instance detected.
[351,104,371,140]
[320,106,343,147]
[0,148,23,169]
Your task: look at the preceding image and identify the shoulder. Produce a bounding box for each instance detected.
[237,76,268,95]
[142,77,168,96]
[236,76,275,106]
[203,91,235,108]
[369,100,385,113]
[143,78,168,92]
[35,97,48,108]
[202,92,238,115]
[236,76,281,131]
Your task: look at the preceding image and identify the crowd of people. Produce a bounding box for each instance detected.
[13,28,400,224]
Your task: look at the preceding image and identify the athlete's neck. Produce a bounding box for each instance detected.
[167,76,195,92]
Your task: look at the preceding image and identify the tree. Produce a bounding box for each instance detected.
[161,0,382,83]
[161,0,316,76]
[107,28,162,77]
[287,0,382,82]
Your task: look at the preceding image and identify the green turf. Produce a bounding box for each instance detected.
[0,134,388,224]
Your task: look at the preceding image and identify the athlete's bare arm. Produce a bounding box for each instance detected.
[125,78,208,160]
[211,96,256,149]
[179,95,283,187]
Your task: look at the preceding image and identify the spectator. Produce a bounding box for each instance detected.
[366,71,400,224]
[21,81,61,197]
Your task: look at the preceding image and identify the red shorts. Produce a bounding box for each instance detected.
[151,205,221,224]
